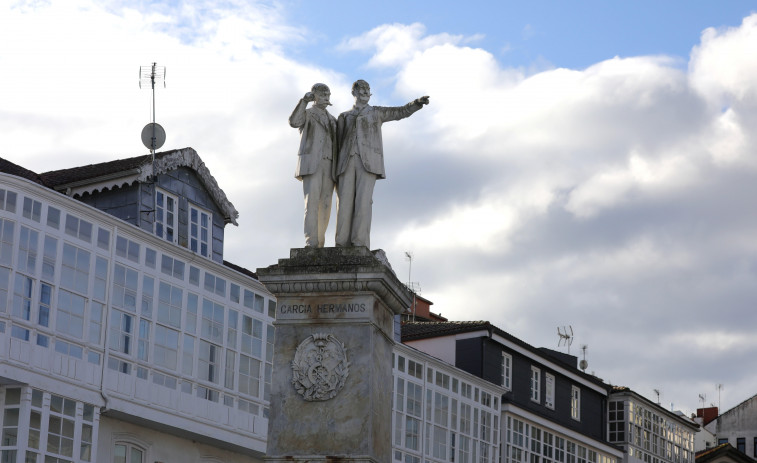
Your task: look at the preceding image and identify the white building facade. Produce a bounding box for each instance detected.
[0,169,275,462]
[608,388,697,463]
[392,343,501,463]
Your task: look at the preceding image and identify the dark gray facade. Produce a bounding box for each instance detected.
[456,335,608,441]
[79,166,226,264]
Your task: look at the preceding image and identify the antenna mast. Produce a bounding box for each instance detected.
[139,62,167,176]
[405,252,420,322]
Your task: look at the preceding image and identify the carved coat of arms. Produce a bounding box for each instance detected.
[291,333,349,401]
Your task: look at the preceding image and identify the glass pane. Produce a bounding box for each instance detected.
[114,444,127,463]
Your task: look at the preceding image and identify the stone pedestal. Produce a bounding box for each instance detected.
[256,247,412,463]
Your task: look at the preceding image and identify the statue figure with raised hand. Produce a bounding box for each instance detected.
[334,79,430,248]
[289,83,338,248]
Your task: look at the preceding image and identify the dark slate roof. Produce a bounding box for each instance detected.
[39,150,173,187]
[223,260,258,280]
[401,320,609,388]
[696,443,757,463]
[402,320,491,340]
[0,157,46,185]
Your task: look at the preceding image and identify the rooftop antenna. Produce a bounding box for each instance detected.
[404,252,420,322]
[716,384,723,411]
[139,62,167,176]
[579,345,588,372]
[654,389,661,405]
[557,326,573,354]
[699,393,706,409]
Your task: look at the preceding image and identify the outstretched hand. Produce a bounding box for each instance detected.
[416,95,430,105]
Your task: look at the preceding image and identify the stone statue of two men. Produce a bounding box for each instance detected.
[289,80,430,249]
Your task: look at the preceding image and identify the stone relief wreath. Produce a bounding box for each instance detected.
[291,333,349,401]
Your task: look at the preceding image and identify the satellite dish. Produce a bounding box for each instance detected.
[141,122,166,151]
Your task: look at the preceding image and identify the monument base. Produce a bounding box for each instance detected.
[257,247,412,463]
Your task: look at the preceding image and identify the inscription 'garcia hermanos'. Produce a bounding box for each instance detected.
[279,302,367,314]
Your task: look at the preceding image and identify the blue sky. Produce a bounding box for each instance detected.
[2,0,757,416]
[285,1,756,70]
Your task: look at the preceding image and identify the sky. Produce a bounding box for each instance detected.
[1,0,757,417]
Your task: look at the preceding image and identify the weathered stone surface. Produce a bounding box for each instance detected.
[257,247,411,463]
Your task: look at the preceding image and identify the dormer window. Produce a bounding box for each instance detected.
[190,204,212,258]
[155,188,177,243]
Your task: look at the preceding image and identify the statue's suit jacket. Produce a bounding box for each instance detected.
[289,100,338,181]
[336,101,422,180]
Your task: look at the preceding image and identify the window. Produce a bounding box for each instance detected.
[141,276,154,317]
[718,438,728,445]
[155,189,177,243]
[201,299,224,344]
[89,302,104,343]
[243,289,265,313]
[46,206,60,228]
[154,325,179,370]
[115,236,140,263]
[110,310,133,355]
[38,283,52,328]
[158,281,183,328]
[97,227,110,250]
[182,335,195,375]
[22,197,42,222]
[60,243,90,294]
[737,437,745,453]
[238,354,261,397]
[18,226,38,274]
[0,267,8,314]
[189,205,212,257]
[114,442,144,463]
[160,255,185,280]
[12,274,33,321]
[571,386,581,420]
[501,352,512,389]
[241,315,263,358]
[47,394,77,459]
[545,374,555,409]
[530,367,541,402]
[42,235,57,280]
[64,214,93,242]
[0,189,17,212]
[0,218,15,265]
[56,290,86,338]
[204,273,226,297]
[137,320,150,361]
[94,257,108,301]
[199,340,221,383]
[609,401,625,442]
[112,264,138,312]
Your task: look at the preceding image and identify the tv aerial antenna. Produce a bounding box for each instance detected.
[139,62,167,175]
[655,389,662,404]
[579,345,589,372]
[405,252,421,322]
[557,326,573,354]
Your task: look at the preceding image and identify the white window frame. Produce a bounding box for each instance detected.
[189,204,212,258]
[530,366,541,402]
[155,188,178,244]
[501,352,512,390]
[545,373,555,409]
[571,386,581,421]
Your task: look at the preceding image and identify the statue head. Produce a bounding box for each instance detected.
[311,83,331,109]
[351,79,371,105]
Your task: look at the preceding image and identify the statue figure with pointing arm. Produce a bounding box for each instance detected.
[334,79,430,249]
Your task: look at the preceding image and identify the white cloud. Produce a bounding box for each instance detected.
[690,14,757,105]
[339,23,482,69]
